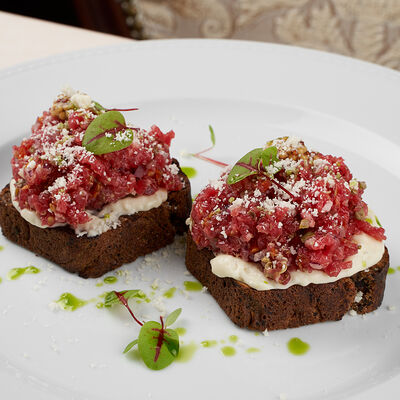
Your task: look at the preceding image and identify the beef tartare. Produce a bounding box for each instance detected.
[0,88,191,277]
[186,136,388,330]
[11,87,182,230]
[189,136,385,285]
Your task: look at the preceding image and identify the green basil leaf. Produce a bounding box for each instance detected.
[104,290,146,308]
[123,339,138,354]
[165,308,182,327]
[261,146,279,168]
[209,125,216,146]
[82,111,133,155]
[227,148,263,185]
[138,321,179,370]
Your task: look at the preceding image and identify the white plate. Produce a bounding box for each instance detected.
[0,40,399,400]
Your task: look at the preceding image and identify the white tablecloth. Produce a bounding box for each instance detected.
[0,11,130,70]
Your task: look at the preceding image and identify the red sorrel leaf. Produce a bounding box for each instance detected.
[138,321,179,370]
[227,148,263,184]
[82,111,134,155]
[261,146,279,171]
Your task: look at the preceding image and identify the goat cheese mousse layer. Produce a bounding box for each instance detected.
[189,137,386,290]
[10,87,183,237]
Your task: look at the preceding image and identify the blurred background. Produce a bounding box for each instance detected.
[2,0,400,70]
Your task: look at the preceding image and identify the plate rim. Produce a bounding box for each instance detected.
[1,38,400,81]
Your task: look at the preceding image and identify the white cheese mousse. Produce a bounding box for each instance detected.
[10,179,167,238]
[210,211,385,290]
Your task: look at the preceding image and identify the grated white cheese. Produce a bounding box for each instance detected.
[61,85,76,97]
[209,178,225,191]
[70,92,92,109]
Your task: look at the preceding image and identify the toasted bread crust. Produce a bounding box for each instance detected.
[185,233,389,331]
[0,170,191,278]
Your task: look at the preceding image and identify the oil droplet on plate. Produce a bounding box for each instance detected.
[176,342,198,363]
[287,337,310,356]
[175,327,187,336]
[103,276,118,284]
[221,346,236,357]
[201,340,218,348]
[7,266,40,280]
[55,293,88,311]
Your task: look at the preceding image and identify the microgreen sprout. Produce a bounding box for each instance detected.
[106,290,182,370]
[193,126,296,199]
[190,125,228,167]
[93,101,138,113]
[82,111,138,155]
[227,146,297,200]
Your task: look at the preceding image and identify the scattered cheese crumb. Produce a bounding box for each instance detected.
[354,291,363,303]
[151,279,159,290]
[48,302,61,312]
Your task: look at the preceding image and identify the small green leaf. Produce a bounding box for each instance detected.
[82,111,133,155]
[209,125,216,146]
[165,308,182,327]
[375,216,382,227]
[227,148,263,185]
[104,290,146,307]
[123,339,138,354]
[93,101,106,111]
[138,321,180,370]
[261,146,279,169]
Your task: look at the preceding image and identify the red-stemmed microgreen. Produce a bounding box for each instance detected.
[93,101,106,112]
[104,289,146,306]
[93,101,138,113]
[106,107,139,112]
[114,291,144,326]
[194,126,297,199]
[190,125,228,167]
[193,154,228,168]
[82,111,136,155]
[227,146,298,200]
[106,290,181,370]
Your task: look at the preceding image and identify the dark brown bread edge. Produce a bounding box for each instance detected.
[0,169,191,278]
[185,233,390,331]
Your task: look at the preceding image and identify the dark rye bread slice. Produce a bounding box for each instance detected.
[0,170,191,278]
[186,234,390,331]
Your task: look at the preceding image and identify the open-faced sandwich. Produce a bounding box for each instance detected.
[0,87,191,278]
[186,137,389,331]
